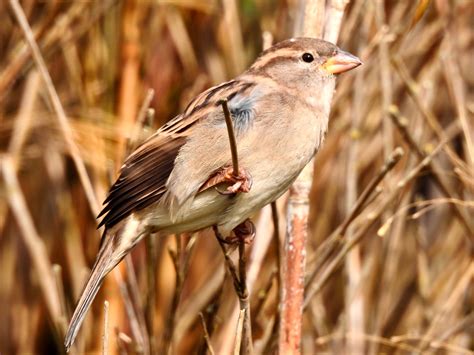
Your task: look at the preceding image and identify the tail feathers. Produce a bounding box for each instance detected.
[64,232,118,353]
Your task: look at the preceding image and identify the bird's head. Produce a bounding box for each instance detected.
[248,37,362,90]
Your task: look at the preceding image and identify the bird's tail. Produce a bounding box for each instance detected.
[64,217,146,352]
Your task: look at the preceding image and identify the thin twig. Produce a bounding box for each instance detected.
[388,105,474,248]
[375,0,394,158]
[252,270,277,321]
[271,200,281,319]
[234,309,246,355]
[102,301,109,355]
[238,239,252,355]
[199,312,216,355]
[305,147,404,294]
[145,236,158,355]
[52,264,68,333]
[127,88,155,154]
[391,55,467,170]
[219,98,239,175]
[212,227,252,354]
[304,124,462,306]
[114,271,145,353]
[162,234,197,355]
[214,227,241,291]
[124,257,150,354]
[174,266,225,344]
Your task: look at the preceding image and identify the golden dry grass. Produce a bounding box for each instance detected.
[0,0,473,354]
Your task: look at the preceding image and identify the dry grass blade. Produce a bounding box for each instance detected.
[1,1,473,354]
[388,105,474,248]
[1,156,63,336]
[102,301,109,355]
[305,147,404,306]
[8,0,99,216]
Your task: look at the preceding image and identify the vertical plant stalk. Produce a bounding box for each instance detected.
[1,157,63,337]
[217,97,253,354]
[220,99,240,175]
[116,0,141,166]
[279,1,349,354]
[9,0,100,216]
[279,169,311,354]
[102,301,109,355]
[374,0,394,158]
[199,312,216,355]
[344,21,367,354]
[162,234,197,355]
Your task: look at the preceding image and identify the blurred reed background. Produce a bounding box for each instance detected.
[0,0,473,354]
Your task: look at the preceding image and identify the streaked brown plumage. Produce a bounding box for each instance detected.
[65,37,361,351]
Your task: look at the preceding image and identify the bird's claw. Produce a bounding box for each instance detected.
[200,166,252,195]
[220,219,256,245]
[218,168,252,195]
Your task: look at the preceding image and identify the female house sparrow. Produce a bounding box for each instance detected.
[64,37,361,350]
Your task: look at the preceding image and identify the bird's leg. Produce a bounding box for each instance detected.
[199,166,252,195]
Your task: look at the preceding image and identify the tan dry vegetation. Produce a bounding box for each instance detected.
[0,0,472,354]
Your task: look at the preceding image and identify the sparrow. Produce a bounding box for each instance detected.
[64,37,361,351]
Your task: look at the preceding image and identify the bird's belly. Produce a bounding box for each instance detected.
[147,189,233,234]
[146,167,297,236]
[146,132,317,236]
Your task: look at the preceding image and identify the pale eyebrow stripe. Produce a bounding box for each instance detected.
[250,48,300,70]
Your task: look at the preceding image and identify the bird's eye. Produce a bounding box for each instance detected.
[302,53,314,63]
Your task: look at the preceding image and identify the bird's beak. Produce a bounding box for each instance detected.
[322,50,362,74]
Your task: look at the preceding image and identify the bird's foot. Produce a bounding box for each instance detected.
[216,219,255,245]
[200,166,252,195]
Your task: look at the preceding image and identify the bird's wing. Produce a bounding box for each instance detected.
[97,79,256,230]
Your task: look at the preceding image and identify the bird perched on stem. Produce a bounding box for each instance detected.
[64,37,361,351]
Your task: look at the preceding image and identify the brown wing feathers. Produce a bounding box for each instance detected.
[97,79,255,230]
[97,135,186,229]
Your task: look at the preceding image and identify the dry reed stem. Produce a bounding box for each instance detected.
[2,1,473,353]
[344,30,366,354]
[440,27,474,167]
[388,105,474,248]
[165,6,198,75]
[280,173,310,354]
[127,88,155,153]
[52,264,68,330]
[0,2,86,100]
[213,226,253,354]
[221,0,245,76]
[116,0,141,166]
[1,156,63,335]
[323,0,350,43]
[102,301,109,355]
[8,70,40,164]
[306,123,462,306]
[418,260,474,353]
[9,0,100,216]
[124,257,150,354]
[174,266,225,344]
[214,88,253,354]
[375,0,394,158]
[279,0,351,353]
[304,147,404,307]
[162,234,196,354]
[391,55,468,171]
[316,332,420,352]
[112,270,146,352]
[199,312,216,355]
[234,309,246,355]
